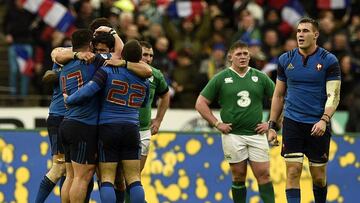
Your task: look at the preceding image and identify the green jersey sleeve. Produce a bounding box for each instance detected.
[200,73,221,102]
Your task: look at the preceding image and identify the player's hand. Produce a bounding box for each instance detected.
[255,122,269,134]
[150,119,161,135]
[311,120,327,136]
[216,123,232,134]
[94,26,112,35]
[104,59,125,67]
[267,129,279,146]
[77,52,95,64]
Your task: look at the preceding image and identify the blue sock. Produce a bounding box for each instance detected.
[85,178,94,202]
[35,176,56,203]
[286,188,300,203]
[100,182,116,203]
[128,181,145,203]
[115,188,125,203]
[313,184,327,203]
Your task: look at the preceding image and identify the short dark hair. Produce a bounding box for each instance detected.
[298,17,319,31]
[89,17,112,33]
[72,29,92,51]
[139,41,152,49]
[122,40,142,62]
[92,33,115,50]
[228,41,248,54]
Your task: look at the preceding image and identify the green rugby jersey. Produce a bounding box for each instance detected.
[201,67,275,135]
[139,66,169,131]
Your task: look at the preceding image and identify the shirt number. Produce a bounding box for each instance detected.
[107,79,146,107]
[237,90,251,107]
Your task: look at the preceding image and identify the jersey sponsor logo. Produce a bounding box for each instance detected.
[287,63,294,70]
[224,77,233,83]
[251,76,258,82]
[316,63,323,71]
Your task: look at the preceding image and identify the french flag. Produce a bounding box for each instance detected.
[317,0,350,9]
[21,0,75,34]
[166,1,204,18]
[14,46,34,77]
[281,0,305,27]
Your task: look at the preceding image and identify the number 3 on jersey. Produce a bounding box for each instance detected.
[107,79,146,108]
[237,90,251,107]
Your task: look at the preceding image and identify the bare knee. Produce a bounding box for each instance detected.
[230,163,247,182]
[287,165,302,181]
[47,163,66,180]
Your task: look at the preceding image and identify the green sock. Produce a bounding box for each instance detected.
[231,181,246,203]
[125,190,130,203]
[259,182,275,203]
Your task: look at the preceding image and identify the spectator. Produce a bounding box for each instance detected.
[3,0,35,96]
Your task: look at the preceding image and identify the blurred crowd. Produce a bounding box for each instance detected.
[1,0,360,116]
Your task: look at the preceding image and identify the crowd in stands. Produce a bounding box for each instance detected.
[1,0,360,119]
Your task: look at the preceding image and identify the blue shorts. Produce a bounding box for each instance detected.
[60,119,98,164]
[281,117,331,164]
[98,123,141,162]
[47,115,64,155]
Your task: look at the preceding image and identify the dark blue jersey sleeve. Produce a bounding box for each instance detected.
[325,54,341,81]
[277,53,287,81]
[66,68,108,105]
[93,53,111,70]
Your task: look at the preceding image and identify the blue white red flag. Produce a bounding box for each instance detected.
[166,1,204,18]
[21,0,75,34]
[317,0,350,9]
[14,46,34,77]
[281,0,305,27]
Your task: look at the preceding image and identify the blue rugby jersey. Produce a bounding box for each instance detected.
[49,63,65,117]
[59,54,110,125]
[277,47,341,123]
[66,65,149,125]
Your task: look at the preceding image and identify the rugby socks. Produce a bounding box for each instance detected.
[115,188,125,203]
[85,179,94,202]
[286,188,300,203]
[100,182,116,203]
[128,181,145,203]
[125,189,131,203]
[259,182,275,203]
[35,176,56,203]
[313,184,327,203]
[231,181,246,203]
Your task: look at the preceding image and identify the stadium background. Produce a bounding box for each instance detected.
[0,0,360,202]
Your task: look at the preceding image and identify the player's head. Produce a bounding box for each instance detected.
[92,32,115,54]
[139,41,153,65]
[122,40,142,62]
[297,17,319,50]
[89,17,113,33]
[228,41,250,69]
[72,29,92,52]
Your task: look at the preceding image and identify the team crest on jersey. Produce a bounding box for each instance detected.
[100,53,110,59]
[224,77,233,83]
[251,76,258,82]
[316,63,323,71]
[287,63,294,70]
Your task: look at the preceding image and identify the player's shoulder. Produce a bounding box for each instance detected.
[317,47,338,64]
[249,67,268,77]
[151,66,163,77]
[278,48,297,63]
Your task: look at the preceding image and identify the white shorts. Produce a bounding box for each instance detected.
[140,130,151,156]
[221,133,269,163]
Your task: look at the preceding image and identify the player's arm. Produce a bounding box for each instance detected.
[151,90,170,135]
[65,68,107,105]
[104,59,152,78]
[195,95,232,134]
[52,47,95,65]
[267,79,286,145]
[322,80,341,119]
